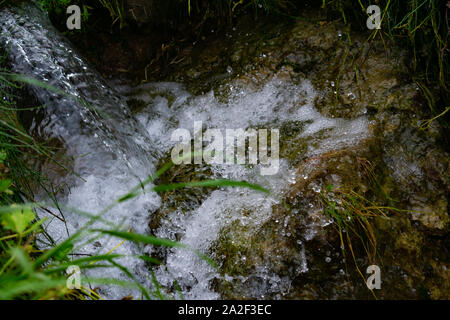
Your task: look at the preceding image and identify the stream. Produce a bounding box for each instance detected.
[1,3,449,299]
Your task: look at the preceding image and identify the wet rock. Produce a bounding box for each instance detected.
[381,124,449,232]
[409,197,449,230]
[395,231,423,258]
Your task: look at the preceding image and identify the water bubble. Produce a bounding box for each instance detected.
[325,257,331,263]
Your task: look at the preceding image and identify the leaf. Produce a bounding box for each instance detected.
[53,242,74,261]
[10,247,34,274]
[0,179,13,194]
[118,192,137,202]
[94,229,218,268]
[151,179,269,194]
[1,205,35,234]
[94,229,184,248]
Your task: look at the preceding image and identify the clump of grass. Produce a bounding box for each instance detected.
[319,186,389,264]
[323,0,449,124]
[0,63,56,205]
[317,158,402,296]
[98,0,125,28]
[318,185,395,298]
[38,0,293,31]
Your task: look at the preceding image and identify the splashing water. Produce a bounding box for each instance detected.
[0,3,161,299]
[0,4,370,299]
[119,78,369,299]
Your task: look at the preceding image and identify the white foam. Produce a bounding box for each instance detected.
[150,161,294,299]
[126,78,368,157]
[120,77,370,298]
[38,157,161,299]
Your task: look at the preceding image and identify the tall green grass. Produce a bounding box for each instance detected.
[322,0,448,123]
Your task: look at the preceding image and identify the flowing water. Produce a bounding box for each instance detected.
[2,3,446,299]
[116,79,369,299]
[0,3,162,299]
[0,3,370,299]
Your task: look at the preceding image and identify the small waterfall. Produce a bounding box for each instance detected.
[0,3,372,299]
[0,3,157,174]
[0,3,162,299]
